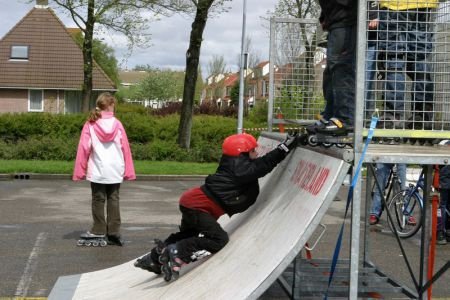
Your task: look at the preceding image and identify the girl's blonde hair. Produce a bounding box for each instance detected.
[88,92,116,122]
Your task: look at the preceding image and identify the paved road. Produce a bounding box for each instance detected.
[0,178,449,299]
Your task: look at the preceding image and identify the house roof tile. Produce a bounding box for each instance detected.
[223,73,238,87]
[256,60,269,68]
[119,70,149,85]
[0,7,115,90]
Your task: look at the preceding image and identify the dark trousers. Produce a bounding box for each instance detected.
[164,206,229,263]
[322,25,356,126]
[90,182,121,236]
[438,189,450,233]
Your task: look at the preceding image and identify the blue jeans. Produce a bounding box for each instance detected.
[365,42,377,120]
[322,25,356,125]
[438,189,450,233]
[378,8,434,119]
[370,163,407,217]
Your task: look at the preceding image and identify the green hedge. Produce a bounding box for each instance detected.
[0,111,265,162]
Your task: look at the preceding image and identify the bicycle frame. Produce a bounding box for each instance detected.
[404,169,424,210]
[391,168,425,238]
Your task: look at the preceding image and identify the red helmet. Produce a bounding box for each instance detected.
[222,133,258,156]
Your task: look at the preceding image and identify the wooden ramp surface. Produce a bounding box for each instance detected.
[49,135,350,300]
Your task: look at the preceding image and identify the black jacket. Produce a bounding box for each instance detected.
[440,165,450,190]
[319,0,358,30]
[201,148,287,216]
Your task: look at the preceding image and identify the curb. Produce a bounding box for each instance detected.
[0,173,206,181]
[136,175,206,181]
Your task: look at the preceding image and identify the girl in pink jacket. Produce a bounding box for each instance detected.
[73,92,136,246]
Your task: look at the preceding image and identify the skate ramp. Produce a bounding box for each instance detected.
[49,134,351,300]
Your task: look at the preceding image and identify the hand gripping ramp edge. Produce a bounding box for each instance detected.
[49,135,351,300]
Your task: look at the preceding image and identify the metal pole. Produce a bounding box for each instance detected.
[237,0,247,134]
[349,0,366,298]
[267,17,275,132]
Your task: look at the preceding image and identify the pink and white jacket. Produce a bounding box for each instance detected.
[73,111,136,183]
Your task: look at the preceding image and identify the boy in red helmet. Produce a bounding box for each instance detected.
[134,132,298,281]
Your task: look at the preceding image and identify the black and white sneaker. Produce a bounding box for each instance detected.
[134,251,162,275]
[159,244,187,281]
[107,235,124,246]
[316,118,352,136]
[305,117,329,134]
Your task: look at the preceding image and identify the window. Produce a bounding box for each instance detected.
[29,89,43,112]
[65,91,83,113]
[10,45,29,60]
[226,86,231,97]
[262,81,269,97]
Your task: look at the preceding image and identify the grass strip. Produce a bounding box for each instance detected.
[0,160,218,175]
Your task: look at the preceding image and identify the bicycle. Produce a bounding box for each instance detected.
[383,164,404,204]
[387,168,424,238]
[370,163,404,213]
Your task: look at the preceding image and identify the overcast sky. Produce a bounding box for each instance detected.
[0,0,280,76]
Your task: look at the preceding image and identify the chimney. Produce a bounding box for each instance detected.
[35,0,49,8]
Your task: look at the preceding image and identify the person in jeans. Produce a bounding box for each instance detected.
[437,140,450,244]
[369,163,407,225]
[73,92,136,246]
[365,1,380,124]
[134,133,298,280]
[313,0,357,135]
[377,0,438,129]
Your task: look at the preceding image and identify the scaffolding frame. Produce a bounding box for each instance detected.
[269,1,450,298]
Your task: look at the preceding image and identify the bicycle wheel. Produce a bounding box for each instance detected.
[387,190,422,238]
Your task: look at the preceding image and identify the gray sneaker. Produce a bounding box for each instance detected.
[437,231,447,245]
[80,231,105,239]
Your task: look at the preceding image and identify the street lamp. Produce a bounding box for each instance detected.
[237,0,247,134]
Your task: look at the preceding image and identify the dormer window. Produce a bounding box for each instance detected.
[10,45,29,60]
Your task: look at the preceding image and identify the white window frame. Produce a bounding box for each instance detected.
[10,45,29,60]
[262,80,269,97]
[226,86,231,97]
[28,89,44,112]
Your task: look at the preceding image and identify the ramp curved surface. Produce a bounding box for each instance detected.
[49,135,350,300]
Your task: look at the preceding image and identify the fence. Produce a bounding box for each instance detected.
[269,3,450,140]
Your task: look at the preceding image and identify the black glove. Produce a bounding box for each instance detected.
[278,133,298,153]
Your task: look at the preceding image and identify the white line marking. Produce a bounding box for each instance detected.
[15,232,48,297]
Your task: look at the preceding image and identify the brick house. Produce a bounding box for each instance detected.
[202,73,238,107]
[0,1,116,114]
[118,70,149,88]
[245,61,270,107]
[202,62,270,108]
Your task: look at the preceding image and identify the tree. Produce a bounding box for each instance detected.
[117,66,202,107]
[207,54,227,77]
[235,36,262,70]
[229,81,239,106]
[72,32,120,85]
[205,55,227,102]
[92,39,120,85]
[267,0,321,114]
[177,0,231,149]
[271,0,319,19]
[134,69,184,101]
[49,0,186,112]
[195,67,204,105]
